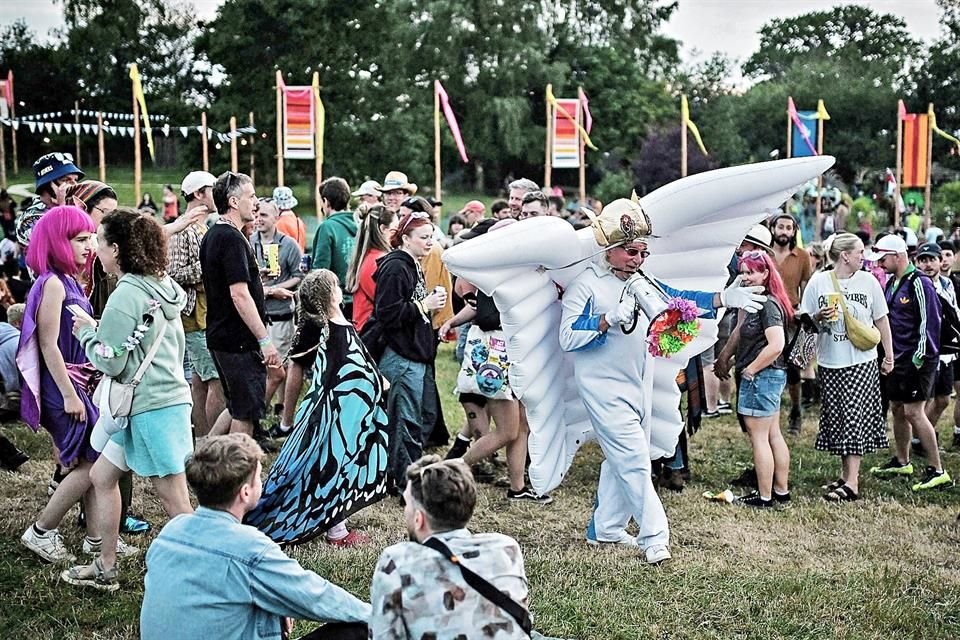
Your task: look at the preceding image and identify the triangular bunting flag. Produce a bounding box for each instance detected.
[108,126,116,135]
[11,121,18,130]
[44,122,53,133]
[162,124,170,137]
[181,127,189,137]
[64,124,73,133]
[83,124,91,134]
[53,123,61,134]
[27,121,35,133]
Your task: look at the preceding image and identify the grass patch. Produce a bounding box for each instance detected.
[2,344,960,638]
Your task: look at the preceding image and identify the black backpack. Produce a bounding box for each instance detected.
[911,272,960,355]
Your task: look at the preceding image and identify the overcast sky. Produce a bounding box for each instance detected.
[5,0,945,71]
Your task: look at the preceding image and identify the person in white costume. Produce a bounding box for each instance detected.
[558,199,765,564]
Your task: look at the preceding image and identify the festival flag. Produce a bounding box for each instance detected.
[546,85,597,151]
[901,107,930,188]
[128,63,155,161]
[435,80,468,163]
[928,105,960,153]
[787,97,817,157]
[581,90,593,134]
[898,99,907,121]
[816,99,830,121]
[280,75,316,160]
[681,94,708,156]
[312,73,325,164]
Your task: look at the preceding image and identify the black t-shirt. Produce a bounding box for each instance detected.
[200,221,265,352]
[736,298,787,371]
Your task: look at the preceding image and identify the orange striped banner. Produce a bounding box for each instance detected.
[902,113,929,187]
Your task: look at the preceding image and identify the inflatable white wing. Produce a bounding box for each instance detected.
[443,157,835,493]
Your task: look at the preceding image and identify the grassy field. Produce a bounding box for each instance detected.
[2,343,960,639]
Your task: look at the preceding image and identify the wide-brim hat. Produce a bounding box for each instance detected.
[352,180,382,198]
[33,152,84,189]
[743,223,774,253]
[377,171,417,195]
[587,196,652,247]
[272,185,299,210]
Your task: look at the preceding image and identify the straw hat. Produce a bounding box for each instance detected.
[377,171,417,195]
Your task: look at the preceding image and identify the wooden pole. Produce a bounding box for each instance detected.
[895,106,903,229]
[133,79,142,205]
[0,119,7,189]
[276,70,284,187]
[201,111,209,172]
[814,115,824,241]
[97,111,105,182]
[434,80,442,209]
[924,103,934,230]
[786,98,792,159]
[74,100,81,164]
[248,111,255,185]
[313,72,323,221]
[680,101,688,178]
[578,86,586,205]
[230,116,238,172]
[544,84,553,189]
[10,80,17,175]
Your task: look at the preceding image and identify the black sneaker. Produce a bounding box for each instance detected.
[772,491,791,504]
[717,401,733,415]
[507,487,553,505]
[703,409,722,419]
[730,467,758,489]
[0,435,29,471]
[738,491,774,508]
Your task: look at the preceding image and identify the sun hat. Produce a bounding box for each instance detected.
[33,152,84,189]
[180,171,216,197]
[377,171,417,195]
[351,180,382,198]
[865,234,908,261]
[272,185,299,210]
[743,224,774,253]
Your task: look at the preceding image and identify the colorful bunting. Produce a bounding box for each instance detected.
[901,108,930,188]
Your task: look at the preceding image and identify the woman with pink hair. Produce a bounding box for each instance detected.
[731,250,794,508]
[16,206,109,563]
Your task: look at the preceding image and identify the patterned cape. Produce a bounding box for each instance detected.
[245,322,389,545]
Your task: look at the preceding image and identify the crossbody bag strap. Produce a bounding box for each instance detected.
[130,313,167,385]
[422,537,532,636]
[829,271,850,315]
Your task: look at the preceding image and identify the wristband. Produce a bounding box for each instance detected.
[258,335,272,348]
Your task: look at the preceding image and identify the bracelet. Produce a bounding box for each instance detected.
[258,335,272,347]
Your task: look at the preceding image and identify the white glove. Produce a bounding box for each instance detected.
[605,295,637,327]
[720,276,766,313]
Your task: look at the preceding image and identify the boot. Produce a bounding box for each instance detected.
[0,434,29,471]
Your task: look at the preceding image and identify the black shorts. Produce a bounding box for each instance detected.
[210,349,267,422]
[934,360,955,397]
[884,357,937,404]
[953,357,960,382]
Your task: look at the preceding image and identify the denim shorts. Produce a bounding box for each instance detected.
[185,330,219,382]
[737,368,787,417]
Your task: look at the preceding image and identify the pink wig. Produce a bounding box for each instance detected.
[738,250,795,322]
[26,205,95,277]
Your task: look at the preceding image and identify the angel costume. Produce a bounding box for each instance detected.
[442,157,835,557]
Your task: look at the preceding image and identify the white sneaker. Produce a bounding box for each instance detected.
[82,536,140,558]
[586,531,639,547]
[644,544,672,565]
[21,526,75,563]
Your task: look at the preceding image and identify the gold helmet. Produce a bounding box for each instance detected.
[584,191,652,247]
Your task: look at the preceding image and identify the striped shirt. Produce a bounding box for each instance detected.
[884,265,941,363]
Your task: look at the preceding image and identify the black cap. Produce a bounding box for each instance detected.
[915,242,942,259]
[459,218,497,241]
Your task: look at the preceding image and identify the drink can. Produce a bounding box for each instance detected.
[266,244,280,277]
[299,254,311,274]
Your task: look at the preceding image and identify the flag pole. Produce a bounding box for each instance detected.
[895,104,903,229]
[275,70,284,187]
[544,83,553,189]
[924,103,934,230]
[249,111,256,185]
[434,80,442,210]
[201,111,209,172]
[132,72,142,205]
[97,111,106,182]
[786,97,792,159]
[578,86,586,204]
[74,101,81,164]
[815,113,824,241]
[680,96,688,178]
[313,71,322,221]
[230,115,238,172]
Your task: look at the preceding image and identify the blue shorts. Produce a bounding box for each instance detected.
[737,368,787,417]
[103,403,194,477]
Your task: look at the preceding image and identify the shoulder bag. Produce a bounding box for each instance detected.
[830,271,880,351]
[93,314,168,418]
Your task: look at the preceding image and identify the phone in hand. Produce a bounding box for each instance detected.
[66,304,95,322]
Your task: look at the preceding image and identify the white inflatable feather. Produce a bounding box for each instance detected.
[444,157,835,492]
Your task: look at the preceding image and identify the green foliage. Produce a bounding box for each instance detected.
[593,169,634,205]
[933,180,960,226]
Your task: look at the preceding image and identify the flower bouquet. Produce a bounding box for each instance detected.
[647,298,701,357]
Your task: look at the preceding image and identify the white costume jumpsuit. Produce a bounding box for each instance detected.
[559,261,715,548]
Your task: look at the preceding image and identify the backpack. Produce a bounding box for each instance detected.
[936,276,960,355]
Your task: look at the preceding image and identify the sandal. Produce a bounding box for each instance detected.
[824,484,859,502]
[821,478,845,491]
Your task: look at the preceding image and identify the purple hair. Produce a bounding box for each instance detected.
[26,205,95,277]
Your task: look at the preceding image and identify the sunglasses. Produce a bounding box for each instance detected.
[740,250,767,259]
[36,152,75,164]
[397,210,431,235]
[621,246,650,258]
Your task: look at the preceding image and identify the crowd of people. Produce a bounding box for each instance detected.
[1,149,957,638]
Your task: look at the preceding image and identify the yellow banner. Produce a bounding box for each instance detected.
[128,63,155,161]
[929,105,960,153]
[681,94,708,156]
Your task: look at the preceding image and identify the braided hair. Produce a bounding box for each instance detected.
[292,268,340,352]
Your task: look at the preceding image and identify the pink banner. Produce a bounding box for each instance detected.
[436,81,469,163]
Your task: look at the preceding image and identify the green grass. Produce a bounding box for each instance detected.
[3,350,960,638]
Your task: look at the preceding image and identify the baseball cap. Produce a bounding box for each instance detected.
[865,234,908,261]
[33,152,84,189]
[352,180,382,198]
[459,200,486,216]
[915,242,942,259]
[181,171,217,196]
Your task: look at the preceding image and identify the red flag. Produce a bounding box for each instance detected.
[902,111,929,187]
[435,80,469,163]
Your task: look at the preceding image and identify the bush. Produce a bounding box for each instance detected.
[593,170,635,206]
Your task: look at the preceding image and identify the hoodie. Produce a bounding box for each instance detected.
[78,273,192,416]
[373,250,437,363]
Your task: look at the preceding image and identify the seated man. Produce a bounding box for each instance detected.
[370,455,530,639]
[141,434,370,640]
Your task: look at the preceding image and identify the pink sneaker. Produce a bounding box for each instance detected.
[326,530,370,548]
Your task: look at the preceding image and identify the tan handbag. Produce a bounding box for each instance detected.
[93,314,167,418]
[830,272,880,351]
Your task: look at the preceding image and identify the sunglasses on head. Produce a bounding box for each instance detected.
[740,250,767,259]
[397,210,431,234]
[36,152,75,164]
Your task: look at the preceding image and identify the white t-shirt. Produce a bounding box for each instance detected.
[799,270,888,369]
